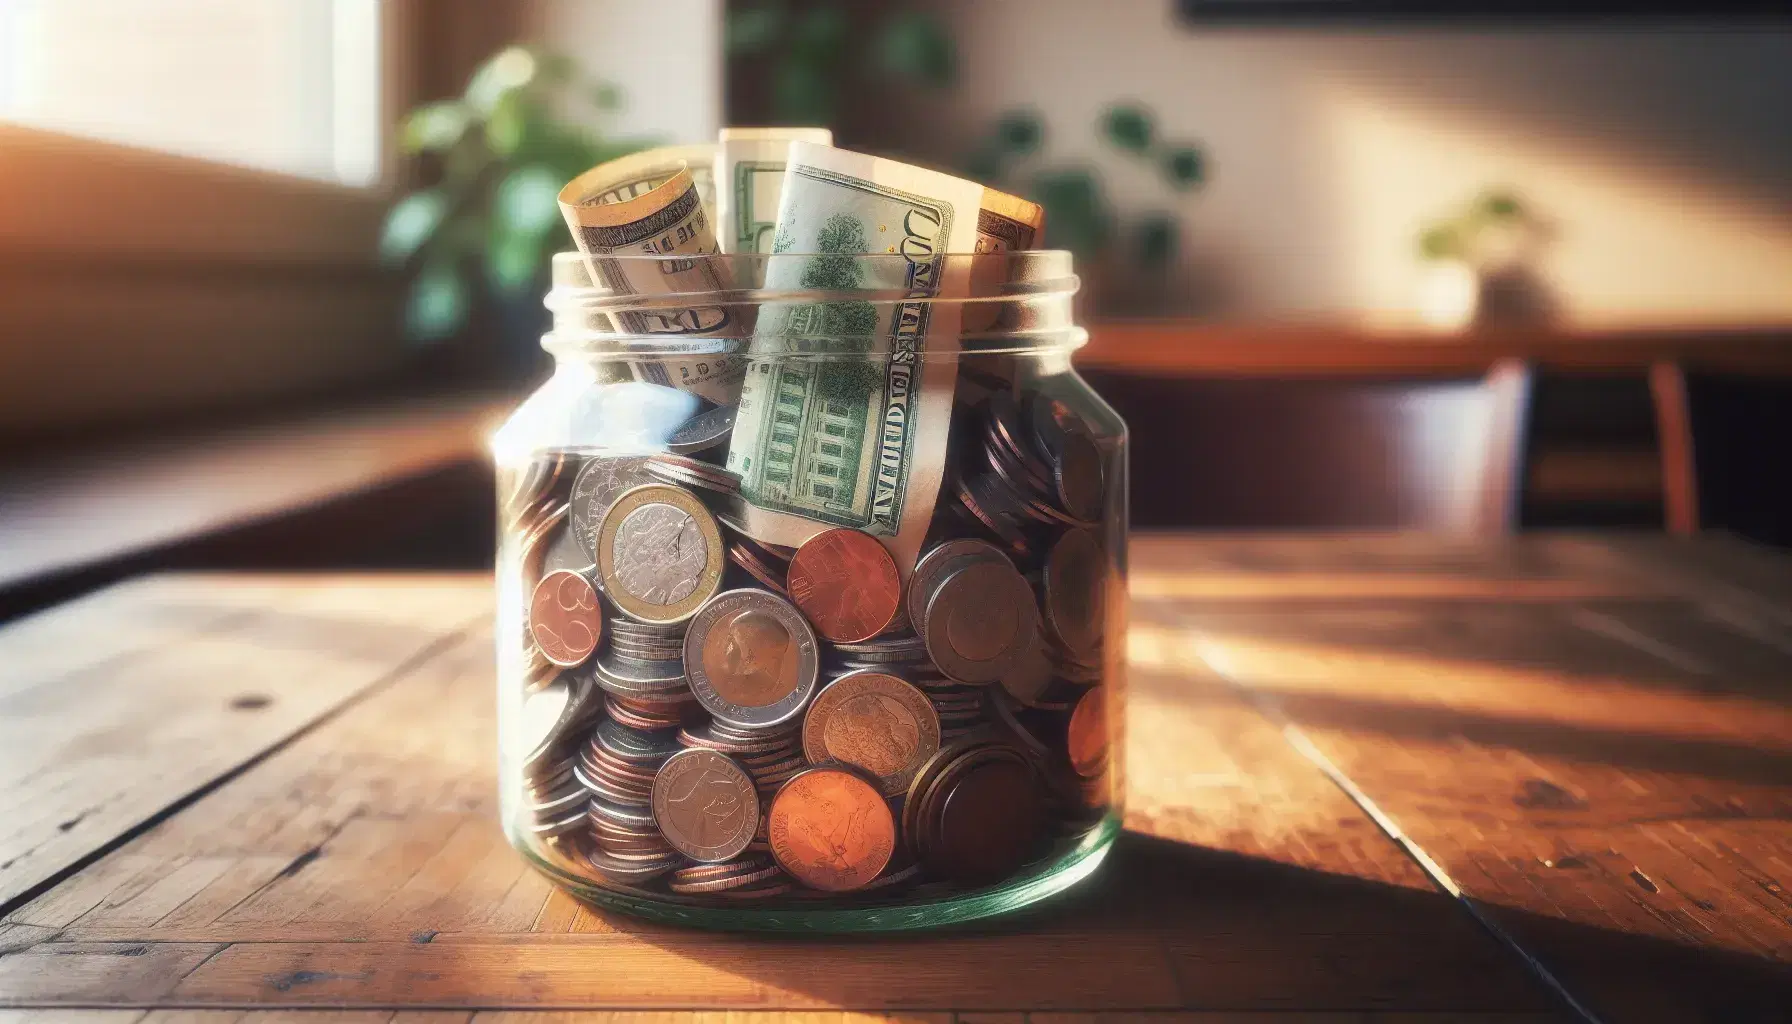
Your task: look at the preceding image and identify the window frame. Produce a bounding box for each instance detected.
[0,0,430,442]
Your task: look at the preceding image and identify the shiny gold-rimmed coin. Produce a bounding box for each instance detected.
[596,484,724,624]
[767,767,895,892]
[802,670,940,796]
[683,589,819,729]
[651,748,759,864]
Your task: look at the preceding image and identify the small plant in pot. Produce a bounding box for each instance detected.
[1416,188,1555,331]
[380,46,653,376]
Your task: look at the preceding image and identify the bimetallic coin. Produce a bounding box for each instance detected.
[924,559,1038,685]
[767,767,896,892]
[1067,689,1108,778]
[786,529,901,643]
[802,670,940,797]
[652,748,759,863]
[907,539,1010,640]
[1044,527,1106,659]
[570,456,653,560]
[684,589,820,729]
[529,570,603,668]
[597,484,724,624]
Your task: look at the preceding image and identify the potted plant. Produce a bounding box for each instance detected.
[380,46,653,377]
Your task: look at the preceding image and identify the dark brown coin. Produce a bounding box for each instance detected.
[1044,528,1105,660]
[786,529,901,643]
[1052,429,1105,523]
[529,570,603,667]
[766,767,895,892]
[924,756,1043,885]
[1067,689,1108,778]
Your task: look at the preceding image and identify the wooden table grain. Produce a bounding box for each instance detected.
[1,534,1789,1023]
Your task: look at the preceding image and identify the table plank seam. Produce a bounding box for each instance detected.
[0,620,481,927]
[1196,651,1610,1024]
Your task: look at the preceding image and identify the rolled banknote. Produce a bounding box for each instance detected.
[723,143,1044,577]
[714,127,833,254]
[565,143,718,215]
[557,163,743,406]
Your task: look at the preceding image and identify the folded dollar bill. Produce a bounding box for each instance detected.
[724,143,1044,577]
[714,127,833,254]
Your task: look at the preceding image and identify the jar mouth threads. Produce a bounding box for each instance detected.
[541,250,1086,359]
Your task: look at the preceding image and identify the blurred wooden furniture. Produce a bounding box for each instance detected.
[1090,361,1533,533]
[0,392,507,614]
[1080,320,1792,536]
[1,533,1788,1021]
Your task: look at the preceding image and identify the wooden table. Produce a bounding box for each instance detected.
[2,534,1790,1022]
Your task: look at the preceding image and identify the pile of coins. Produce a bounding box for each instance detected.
[501,385,1114,904]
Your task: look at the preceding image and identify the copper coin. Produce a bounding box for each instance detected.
[925,757,1043,885]
[529,570,603,668]
[786,529,901,643]
[766,767,895,891]
[651,748,759,864]
[802,670,940,797]
[1067,690,1108,778]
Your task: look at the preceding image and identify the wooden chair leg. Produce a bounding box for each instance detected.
[1649,360,1699,536]
[1472,358,1534,536]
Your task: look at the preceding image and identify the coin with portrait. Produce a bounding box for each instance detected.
[684,589,819,729]
[802,670,940,796]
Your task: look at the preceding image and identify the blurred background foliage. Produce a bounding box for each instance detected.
[380,46,653,347]
[725,1,1207,282]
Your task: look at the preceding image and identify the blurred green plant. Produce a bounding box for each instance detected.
[380,46,654,345]
[964,102,1205,275]
[725,3,957,125]
[1418,188,1533,265]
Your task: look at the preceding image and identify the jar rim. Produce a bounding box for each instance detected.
[545,249,1083,358]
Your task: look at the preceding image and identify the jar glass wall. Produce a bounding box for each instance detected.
[492,251,1125,931]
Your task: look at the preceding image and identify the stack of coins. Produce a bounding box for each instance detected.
[520,672,604,837]
[904,738,1045,887]
[725,534,792,596]
[578,720,684,881]
[503,376,1117,907]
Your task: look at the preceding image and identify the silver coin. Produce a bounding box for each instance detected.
[570,456,653,560]
[666,404,737,455]
[652,748,759,864]
[542,520,594,576]
[520,672,594,768]
[923,559,1038,685]
[611,502,708,606]
[683,589,820,729]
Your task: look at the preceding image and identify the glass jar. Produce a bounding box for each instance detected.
[491,250,1126,931]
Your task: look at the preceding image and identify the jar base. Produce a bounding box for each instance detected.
[512,814,1120,933]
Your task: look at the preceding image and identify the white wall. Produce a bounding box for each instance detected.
[538,0,721,145]
[917,3,1792,322]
